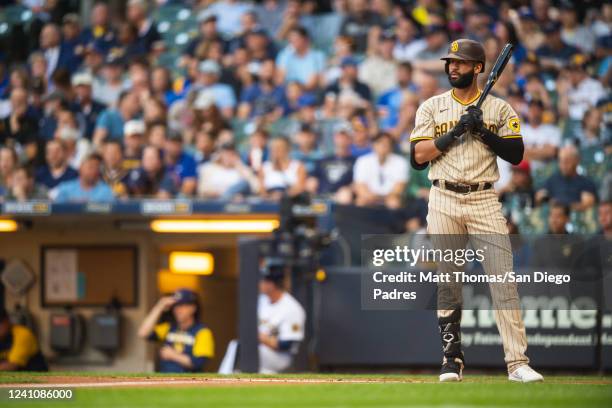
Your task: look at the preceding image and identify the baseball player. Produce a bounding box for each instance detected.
[410,39,543,383]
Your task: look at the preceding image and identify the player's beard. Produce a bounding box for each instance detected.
[448,71,475,89]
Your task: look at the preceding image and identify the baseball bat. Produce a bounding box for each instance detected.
[475,43,514,109]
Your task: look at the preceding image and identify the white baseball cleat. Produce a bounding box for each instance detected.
[508,365,544,383]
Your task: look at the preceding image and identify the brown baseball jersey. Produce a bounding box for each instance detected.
[410,89,522,184]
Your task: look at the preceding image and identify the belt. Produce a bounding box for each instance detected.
[433,179,493,194]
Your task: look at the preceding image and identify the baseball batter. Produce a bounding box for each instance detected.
[410,39,543,383]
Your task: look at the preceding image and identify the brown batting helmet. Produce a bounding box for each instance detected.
[441,39,486,69]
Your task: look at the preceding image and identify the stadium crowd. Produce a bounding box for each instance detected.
[0,0,610,232]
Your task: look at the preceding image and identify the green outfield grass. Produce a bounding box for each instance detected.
[0,373,611,408]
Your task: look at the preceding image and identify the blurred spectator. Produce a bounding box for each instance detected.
[194,61,236,118]
[61,14,84,64]
[184,11,226,63]
[39,23,77,79]
[123,120,146,170]
[197,143,257,200]
[307,125,355,204]
[536,21,579,71]
[138,289,214,373]
[163,133,197,196]
[0,308,47,371]
[192,129,216,165]
[377,62,417,131]
[393,16,427,62]
[413,25,449,82]
[55,111,91,168]
[276,26,325,90]
[324,56,372,103]
[499,160,535,209]
[522,99,561,170]
[101,140,129,199]
[0,147,18,194]
[238,59,285,121]
[54,154,114,203]
[599,201,612,237]
[35,140,78,189]
[536,145,598,211]
[259,137,306,200]
[93,91,141,147]
[291,124,323,175]
[80,2,115,51]
[5,166,48,201]
[353,132,407,209]
[111,22,147,64]
[93,55,124,107]
[546,202,571,235]
[0,88,39,150]
[339,0,384,54]
[559,2,596,54]
[574,107,610,148]
[72,72,106,140]
[207,0,254,37]
[349,114,373,157]
[126,0,161,53]
[359,30,397,97]
[242,128,270,172]
[127,145,175,198]
[558,54,607,121]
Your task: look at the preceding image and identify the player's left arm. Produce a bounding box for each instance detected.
[469,103,524,165]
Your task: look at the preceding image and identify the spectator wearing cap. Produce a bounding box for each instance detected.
[324,56,372,103]
[339,0,384,54]
[138,289,214,373]
[0,308,47,371]
[38,23,78,79]
[353,132,407,209]
[80,2,116,54]
[127,145,176,198]
[499,160,536,209]
[536,21,579,70]
[183,10,227,63]
[93,91,141,147]
[197,142,258,200]
[194,60,236,119]
[53,153,114,203]
[72,72,106,140]
[126,0,161,53]
[393,16,427,62]
[377,62,417,131]
[54,120,91,171]
[35,139,78,189]
[123,120,146,171]
[5,165,48,202]
[307,124,355,204]
[557,54,607,122]
[291,124,323,175]
[522,99,561,171]
[256,260,306,374]
[93,54,124,108]
[238,59,285,121]
[259,136,306,200]
[359,30,398,97]
[536,145,598,211]
[101,140,129,199]
[559,2,596,54]
[276,26,326,91]
[163,133,198,196]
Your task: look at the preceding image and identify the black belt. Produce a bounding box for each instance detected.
[433,180,493,194]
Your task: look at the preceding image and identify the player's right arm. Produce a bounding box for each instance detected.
[410,101,440,168]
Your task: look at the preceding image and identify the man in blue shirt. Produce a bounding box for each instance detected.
[54,154,114,203]
[377,62,418,130]
[238,59,285,120]
[35,140,79,189]
[164,133,198,196]
[536,145,598,211]
[194,60,236,118]
[276,26,325,90]
[93,91,141,147]
[138,289,214,373]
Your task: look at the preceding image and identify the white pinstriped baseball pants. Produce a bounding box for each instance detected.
[427,185,529,372]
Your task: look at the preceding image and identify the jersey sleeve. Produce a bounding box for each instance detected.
[410,101,435,142]
[278,307,306,342]
[497,101,522,139]
[7,326,38,367]
[192,327,215,358]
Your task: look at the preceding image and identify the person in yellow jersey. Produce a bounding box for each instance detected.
[0,308,47,371]
[410,39,543,383]
[139,289,214,373]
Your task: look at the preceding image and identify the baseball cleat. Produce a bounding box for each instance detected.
[508,365,544,383]
[439,356,464,382]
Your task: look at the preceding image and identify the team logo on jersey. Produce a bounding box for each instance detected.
[508,117,521,132]
[451,41,459,52]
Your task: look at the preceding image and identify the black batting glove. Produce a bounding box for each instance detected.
[467,106,483,128]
